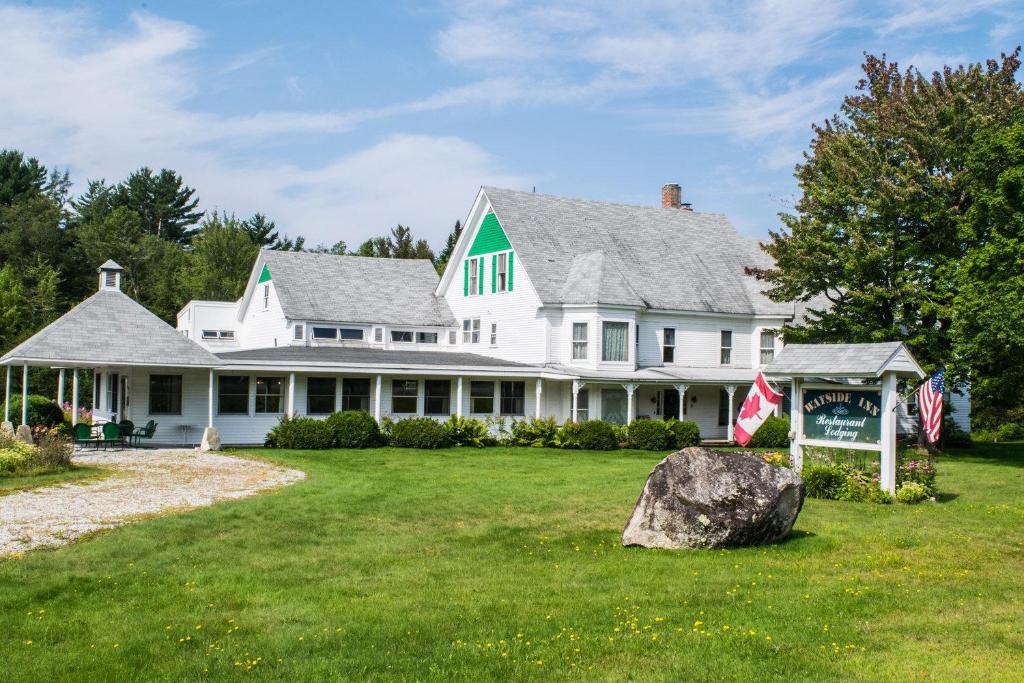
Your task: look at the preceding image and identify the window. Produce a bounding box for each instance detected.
[417,332,438,344]
[306,377,336,415]
[497,252,508,292]
[149,374,182,415]
[339,328,363,341]
[373,327,383,343]
[218,376,249,415]
[392,379,418,413]
[660,328,676,363]
[462,319,480,344]
[470,381,494,414]
[572,322,588,360]
[391,330,414,343]
[720,330,733,365]
[489,323,497,346]
[469,258,480,296]
[294,324,304,341]
[718,388,738,426]
[263,284,270,309]
[424,380,451,415]
[342,378,370,412]
[313,327,338,340]
[448,330,456,345]
[760,330,777,364]
[500,381,525,416]
[602,388,628,424]
[575,389,589,421]
[255,377,283,413]
[602,321,629,362]
[104,270,117,288]
[201,330,235,340]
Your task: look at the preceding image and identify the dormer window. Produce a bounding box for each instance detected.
[294,324,305,341]
[313,327,338,340]
[262,284,270,310]
[468,258,480,296]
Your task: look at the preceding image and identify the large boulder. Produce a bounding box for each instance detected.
[622,447,804,549]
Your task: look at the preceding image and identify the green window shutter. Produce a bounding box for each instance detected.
[478,258,484,295]
[508,252,514,291]
[491,254,497,293]
[463,259,469,297]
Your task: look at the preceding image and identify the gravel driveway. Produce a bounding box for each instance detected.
[0,450,305,557]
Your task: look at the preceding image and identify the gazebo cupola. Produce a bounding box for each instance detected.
[98,260,123,291]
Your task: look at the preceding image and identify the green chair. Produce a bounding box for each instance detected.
[101,422,122,450]
[132,420,157,447]
[73,422,100,449]
[118,420,135,446]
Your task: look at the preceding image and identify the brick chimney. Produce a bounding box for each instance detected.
[661,183,681,209]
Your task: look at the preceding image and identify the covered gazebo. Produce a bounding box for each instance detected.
[1,261,220,445]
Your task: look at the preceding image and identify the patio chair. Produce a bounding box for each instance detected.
[132,420,157,447]
[118,420,135,446]
[73,422,101,449]
[100,422,123,450]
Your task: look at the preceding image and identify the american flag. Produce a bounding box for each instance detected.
[918,369,945,443]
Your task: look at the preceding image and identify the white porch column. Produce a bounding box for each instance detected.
[287,372,296,416]
[789,378,802,471]
[535,379,543,419]
[623,383,637,425]
[72,369,80,427]
[571,380,583,422]
[456,376,464,418]
[21,364,29,425]
[880,371,898,496]
[200,369,222,452]
[97,370,107,421]
[674,383,688,421]
[208,370,215,428]
[3,365,10,423]
[724,384,737,442]
[57,368,65,409]
[374,374,383,423]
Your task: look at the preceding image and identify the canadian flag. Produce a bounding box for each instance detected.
[734,371,785,446]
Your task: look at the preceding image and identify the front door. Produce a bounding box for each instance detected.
[663,389,679,420]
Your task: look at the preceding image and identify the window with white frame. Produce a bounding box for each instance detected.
[417,332,438,344]
[470,381,494,413]
[469,258,480,295]
[575,389,589,421]
[602,321,629,362]
[500,381,526,416]
[391,330,414,343]
[663,328,676,363]
[490,323,497,346]
[255,377,283,413]
[448,330,456,345]
[262,284,270,309]
[572,322,588,360]
[720,330,733,365]
[463,318,480,344]
[339,328,363,341]
[201,330,235,340]
[391,379,418,413]
[497,252,509,292]
[293,324,304,341]
[759,330,777,364]
[373,327,383,343]
[313,327,337,340]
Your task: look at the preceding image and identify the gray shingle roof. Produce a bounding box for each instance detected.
[261,251,455,326]
[482,187,794,316]
[765,342,925,378]
[1,290,220,367]
[216,345,535,370]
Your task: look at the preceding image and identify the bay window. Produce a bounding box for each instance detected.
[602,321,629,362]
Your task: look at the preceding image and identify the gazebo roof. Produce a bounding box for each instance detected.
[0,290,220,368]
[764,342,926,379]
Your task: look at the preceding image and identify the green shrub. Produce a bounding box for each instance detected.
[5,395,64,428]
[390,417,452,449]
[265,416,334,449]
[0,438,38,474]
[746,415,790,448]
[896,481,931,504]
[665,419,701,448]
[839,469,891,504]
[611,424,629,447]
[943,427,972,448]
[971,429,996,443]
[555,420,618,450]
[324,410,380,448]
[444,415,491,447]
[803,463,848,500]
[510,416,559,447]
[996,422,1024,442]
[897,457,937,494]
[35,428,74,469]
[626,419,673,450]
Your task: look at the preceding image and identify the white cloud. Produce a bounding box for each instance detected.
[0,5,527,246]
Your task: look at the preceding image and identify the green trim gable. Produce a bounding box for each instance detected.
[257,264,272,284]
[467,213,512,256]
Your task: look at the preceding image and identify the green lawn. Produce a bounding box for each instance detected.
[1,444,1022,681]
[0,465,109,495]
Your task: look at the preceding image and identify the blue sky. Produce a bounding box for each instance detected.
[1,1,1020,248]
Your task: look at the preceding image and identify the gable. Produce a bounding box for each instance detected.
[467,213,512,256]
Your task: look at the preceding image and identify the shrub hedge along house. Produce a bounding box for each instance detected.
[0,185,968,446]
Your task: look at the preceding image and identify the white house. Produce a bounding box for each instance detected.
[0,185,967,446]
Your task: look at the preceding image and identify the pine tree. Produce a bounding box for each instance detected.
[434,219,462,274]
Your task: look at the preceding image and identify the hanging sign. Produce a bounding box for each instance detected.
[800,388,882,445]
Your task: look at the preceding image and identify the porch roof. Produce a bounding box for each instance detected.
[0,290,221,369]
[763,342,926,379]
